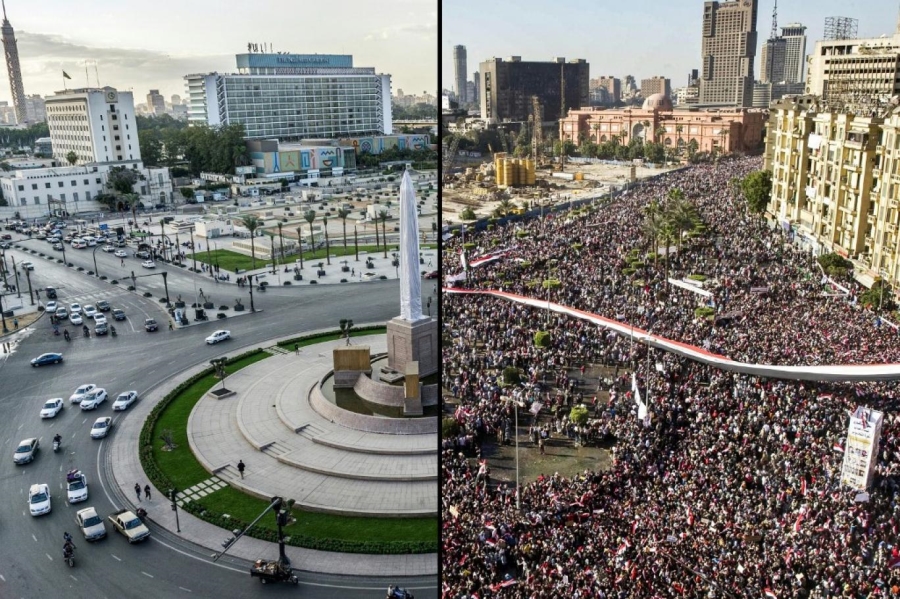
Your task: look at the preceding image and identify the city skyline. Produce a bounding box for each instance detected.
[442,0,894,96]
[1,0,436,106]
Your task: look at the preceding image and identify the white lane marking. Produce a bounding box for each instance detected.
[17,424,22,430]
[112,555,121,561]
[46,553,52,561]
[178,588,192,593]
[70,575,77,581]
[32,534,36,542]
[96,439,115,510]
[141,571,154,578]
[81,418,87,424]
[0,574,5,581]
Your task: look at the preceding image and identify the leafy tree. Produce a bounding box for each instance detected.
[569,405,589,426]
[817,253,853,277]
[138,129,163,167]
[322,214,331,265]
[553,139,576,158]
[391,102,437,120]
[860,280,895,312]
[106,165,143,195]
[240,214,261,270]
[65,151,78,166]
[739,170,773,214]
[460,207,476,221]
[180,187,194,200]
[501,366,521,386]
[533,331,552,348]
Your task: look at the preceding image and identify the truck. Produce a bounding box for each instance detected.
[108,509,151,543]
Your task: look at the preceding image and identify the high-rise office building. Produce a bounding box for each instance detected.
[699,0,759,107]
[170,93,182,106]
[146,89,165,115]
[640,76,671,99]
[1,0,26,124]
[453,45,467,103]
[45,87,141,164]
[761,23,807,84]
[186,51,392,141]
[472,71,480,105]
[480,57,590,123]
[591,76,621,104]
[24,94,45,123]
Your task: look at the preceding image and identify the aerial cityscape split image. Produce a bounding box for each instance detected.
[441,0,900,596]
[0,0,438,597]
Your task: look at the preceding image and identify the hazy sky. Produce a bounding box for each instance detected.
[442,0,896,93]
[2,0,436,103]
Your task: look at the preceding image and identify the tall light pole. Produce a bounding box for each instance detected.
[189,228,198,273]
[92,244,101,279]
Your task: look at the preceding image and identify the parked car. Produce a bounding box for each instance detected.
[31,353,63,367]
[28,483,51,516]
[94,322,109,336]
[13,438,39,464]
[112,390,138,411]
[90,417,112,439]
[55,307,68,320]
[40,398,64,419]
[76,506,107,541]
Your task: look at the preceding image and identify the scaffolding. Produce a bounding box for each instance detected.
[824,16,858,41]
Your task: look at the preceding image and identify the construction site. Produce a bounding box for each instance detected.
[442,94,680,222]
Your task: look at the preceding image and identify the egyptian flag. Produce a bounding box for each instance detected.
[460,249,469,271]
[793,514,803,533]
[764,589,778,599]
[489,579,518,592]
[801,478,807,496]
[833,443,844,453]
[888,555,900,569]
[672,582,685,594]
[687,507,695,527]
[616,539,631,556]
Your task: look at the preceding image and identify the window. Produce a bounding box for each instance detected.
[96,178,101,184]
[83,179,88,185]
[33,196,39,203]
[21,198,27,205]
[59,193,65,201]
[31,183,37,190]
[73,192,78,202]
[45,182,51,189]
[114,136,120,141]
[116,145,121,151]
[71,180,77,186]
[85,191,91,201]
[58,181,64,188]
[103,136,106,141]
[17,185,23,191]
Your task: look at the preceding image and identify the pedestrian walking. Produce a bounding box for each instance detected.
[237,460,245,479]
[538,437,545,455]
[294,344,299,355]
[13,318,17,330]
[134,483,142,502]
[144,484,151,500]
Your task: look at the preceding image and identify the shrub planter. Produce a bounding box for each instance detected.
[218,305,229,311]
[687,274,707,282]
[67,263,74,267]
[694,307,715,319]
[87,271,94,276]
[99,275,107,281]
[293,274,302,281]
[233,304,245,312]
[340,279,348,283]
[217,313,227,319]
[77,267,84,271]
[310,280,318,284]
[203,302,214,310]
[143,292,153,298]
[127,286,136,291]
[111,280,118,285]
[283,281,291,285]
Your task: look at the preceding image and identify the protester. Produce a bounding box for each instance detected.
[441,157,900,598]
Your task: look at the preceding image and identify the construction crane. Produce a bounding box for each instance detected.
[442,136,460,182]
[531,95,543,164]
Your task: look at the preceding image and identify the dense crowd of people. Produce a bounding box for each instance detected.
[442,157,900,598]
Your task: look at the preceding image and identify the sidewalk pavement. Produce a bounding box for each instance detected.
[107,325,437,577]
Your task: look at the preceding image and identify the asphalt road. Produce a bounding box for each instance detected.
[0,239,437,599]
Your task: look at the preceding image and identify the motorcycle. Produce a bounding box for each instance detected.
[63,330,70,342]
[63,546,74,567]
[110,326,117,338]
[53,437,61,453]
[257,285,266,292]
[83,326,89,338]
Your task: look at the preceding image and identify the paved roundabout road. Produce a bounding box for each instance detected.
[0,242,437,598]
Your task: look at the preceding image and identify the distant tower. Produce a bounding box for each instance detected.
[0,0,26,124]
[453,45,467,103]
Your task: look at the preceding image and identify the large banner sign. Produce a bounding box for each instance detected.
[840,407,883,491]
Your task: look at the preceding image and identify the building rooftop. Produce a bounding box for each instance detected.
[642,93,673,111]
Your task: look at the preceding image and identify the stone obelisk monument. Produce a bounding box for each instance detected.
[386,169,438,377]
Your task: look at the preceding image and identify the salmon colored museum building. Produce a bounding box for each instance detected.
[559,93,767,155]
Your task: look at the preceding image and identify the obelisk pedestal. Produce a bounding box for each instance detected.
[387,316,438,377]
[403,361,423,416]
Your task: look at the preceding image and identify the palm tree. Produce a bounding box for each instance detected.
[655,126,667,144]
[377,209,389,258]
[494,198,515,218]
[277,222,284,266]
[322,214,331,265]
[66,151,78,166]
[337,208,352,248]
[303,210,317,257]
[668,200,699,253]
[642,202,665,263]
[240,214,261,270]
[675,124,684,155]
[295,226,304,269]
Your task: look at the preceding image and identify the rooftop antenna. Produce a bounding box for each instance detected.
[770,0,778,40]
[1,0,7,21]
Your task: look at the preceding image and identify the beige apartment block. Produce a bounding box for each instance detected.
[766,99,900,285]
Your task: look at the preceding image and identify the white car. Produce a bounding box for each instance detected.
[21,261,34,270]
[69,383,97,404]
[28,483,51,516]
[86,238,97,247]
[40,398,64,419]
[67,473,88,503]
[45,300,58,313]
[141,260,156,269]
[83,305,97,318]
[70,303,82,315]
[112,390,138,411]
[101,245,115,253]
[70,313,83,325]
[90,417,112,439]
[205,330,231,345]
[93,313,107,325]
[76,506,107,541]
[80,388,108,410]
[114,249,128,258]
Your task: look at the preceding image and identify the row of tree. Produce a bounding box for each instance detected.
[641,188,703,279]
[136,123,249,175]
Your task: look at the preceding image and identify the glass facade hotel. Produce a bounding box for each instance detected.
[185,53,392,141]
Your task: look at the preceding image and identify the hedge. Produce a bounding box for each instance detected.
[694,306,716,318]
[687,274,707,282]
[534,331,552,348]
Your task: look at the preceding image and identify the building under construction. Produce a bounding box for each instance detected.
[493,153,535,188]
[806,14,900,111]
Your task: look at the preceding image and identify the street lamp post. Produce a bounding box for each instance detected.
[24,267,33,305]
[162,272,171,308]
[92,244,101,279]
[189,228,198,273]
[169,488,181,533]
[354,226,359,262]
[248,281,255,313]
[11,257,20,298]
[0,292,8,333]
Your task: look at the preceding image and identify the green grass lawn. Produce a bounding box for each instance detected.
[189,245,436,273]
[147,330,436,553]
[151,351,270,490]
[198,487,437,545]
